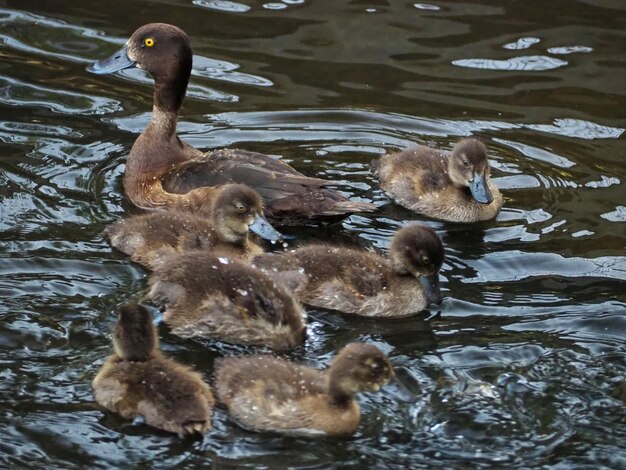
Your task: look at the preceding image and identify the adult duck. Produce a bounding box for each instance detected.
[88,23,376,225]
[373,138,503,222]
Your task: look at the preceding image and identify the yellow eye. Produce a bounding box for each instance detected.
[144,38,155,47]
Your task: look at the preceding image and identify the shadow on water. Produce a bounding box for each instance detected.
[0,0,625,467]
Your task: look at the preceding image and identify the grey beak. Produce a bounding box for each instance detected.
[469,171,494,205]
[420,273,443,305]
[249,215,285,242]
[87,45,136,74]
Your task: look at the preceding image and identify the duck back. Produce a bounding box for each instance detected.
[214,355,359,436]
[93,354,214,437]
[161,149,376,224]
[147,252,306,349]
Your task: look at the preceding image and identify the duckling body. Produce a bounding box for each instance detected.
[88,23,376,225]
[105,184,279,270]
[92,304,214,437]
[215,342,393,436]
[375,139,503,222]
[253,224,444,317]
[146,252,306,350]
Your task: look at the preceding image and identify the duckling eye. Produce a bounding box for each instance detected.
[462,159,470,167]
[421,255,430,265]
[144,38,155,47]
[235,203,245,213]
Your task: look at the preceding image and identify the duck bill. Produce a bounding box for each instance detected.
[420,273,443,305]
[249,215,284,242]
[470,172,494,204]
[87,45,136,74]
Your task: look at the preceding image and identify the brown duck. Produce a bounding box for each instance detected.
[105,183,283,270]
[374,138,503,222]
[253,224,444,317]
[214,342,394,436]
[146,251,306,350]
[92,304,214,438]
[87,23,376,225]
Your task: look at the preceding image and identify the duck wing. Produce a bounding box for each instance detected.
[161,148,376,223]
[162,149,327,197]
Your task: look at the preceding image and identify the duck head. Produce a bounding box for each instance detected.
[113,304,158,361]
[328,343,394,400]
[447,139,494,204]
[88,23,192,112]
[214,184,284,243]
[389,224,444,305]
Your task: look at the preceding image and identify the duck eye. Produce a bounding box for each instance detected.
[235,203,245,213]
[144,38,155,47]
[421,255,430,265]
[463,160,470,167]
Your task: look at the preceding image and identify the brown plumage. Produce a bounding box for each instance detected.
[374,138,503,222]
[214,342,394,436]
[146,252,306,350]
[253,224,445,317]
[88,23,376,225]
[105,184,274,270]
[92,304,214,438]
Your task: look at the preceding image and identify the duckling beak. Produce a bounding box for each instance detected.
[249,215,285,242]
[87,45,136,74]
[420,273,443,305]
[469,171,494,205]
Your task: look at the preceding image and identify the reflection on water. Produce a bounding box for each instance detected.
[0,0,625,467]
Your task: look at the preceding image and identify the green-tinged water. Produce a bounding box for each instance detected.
[0,0,625,467]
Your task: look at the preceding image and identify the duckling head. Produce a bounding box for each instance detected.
[88,23,192,112]
[328,343,394,399]
[389,224,444,305]
[113,304,158,361]
[213,184,284,243]
[447,139,494,204]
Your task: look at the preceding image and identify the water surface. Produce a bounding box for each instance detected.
[1,0,625,467]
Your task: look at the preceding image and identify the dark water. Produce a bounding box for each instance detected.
[1,0,625,467]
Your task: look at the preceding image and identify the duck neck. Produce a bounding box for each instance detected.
[327,374,354,408]
[147,71,189,138]
[125,62,195,191]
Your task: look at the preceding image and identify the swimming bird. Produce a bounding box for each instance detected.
[253,224,444,317]
[374,138,503,222]
[214,342,394,436]
[146,251,306,350]
[87,23,376,225]
[92,304,214,437]
[105,183,283,270]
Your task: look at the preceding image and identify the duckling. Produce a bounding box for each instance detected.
[87,23,376,225]
[215,342,394,436]
[253,224,444,317]
[105,184,283,270]
[92,304,214,438]
[374,138,503,222]
[146,251,306,350]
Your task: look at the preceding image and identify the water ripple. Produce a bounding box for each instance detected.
[0,76,121,115]
[452,55,568,72]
